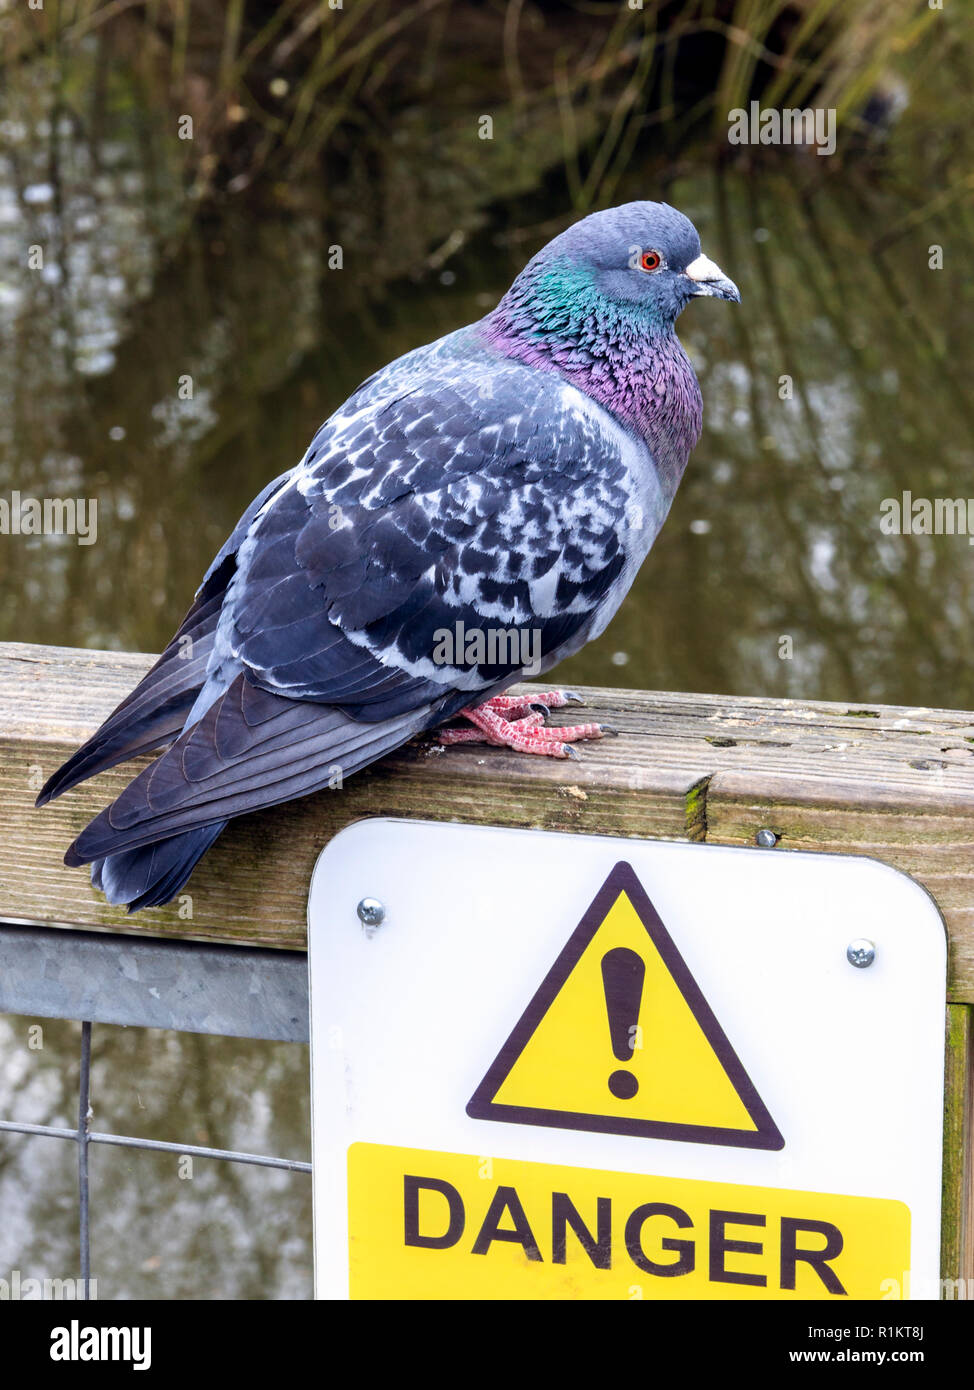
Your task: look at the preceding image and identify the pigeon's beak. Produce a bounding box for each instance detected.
[684,253,741,304]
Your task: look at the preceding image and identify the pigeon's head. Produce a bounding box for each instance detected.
[483,201,739,451]
[528,201,740,328]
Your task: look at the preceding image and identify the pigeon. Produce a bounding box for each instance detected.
[37,201,739,912]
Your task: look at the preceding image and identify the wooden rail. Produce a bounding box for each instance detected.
[1,641,972,977]
[0,640,971,1284]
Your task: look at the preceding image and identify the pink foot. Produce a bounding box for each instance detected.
[437,692,615,760]
[484,690,584,719]
[435,709,546,745]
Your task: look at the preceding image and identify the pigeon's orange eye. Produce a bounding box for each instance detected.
[640,250,662,272]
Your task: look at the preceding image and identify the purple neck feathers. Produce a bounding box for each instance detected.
[480,259,702,497]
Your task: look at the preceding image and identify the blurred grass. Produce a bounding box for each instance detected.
[0,0,961,211]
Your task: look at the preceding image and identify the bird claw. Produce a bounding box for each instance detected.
[438,697,609,759]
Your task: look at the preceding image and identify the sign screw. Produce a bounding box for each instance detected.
[755,828,778,848]
[846,938,876,969]
[357,898,385,929]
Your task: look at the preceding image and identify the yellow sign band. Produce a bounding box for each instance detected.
[348,1144,911,1301]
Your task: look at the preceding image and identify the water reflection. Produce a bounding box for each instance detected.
[0,1015,311,1299]
[1,126,971,702]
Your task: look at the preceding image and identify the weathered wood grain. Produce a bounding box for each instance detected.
[2,641,974,1005]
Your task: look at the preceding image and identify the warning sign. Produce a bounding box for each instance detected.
[468,862,783,1150]
[347,1144,911,1301]
[307,819,948,1300]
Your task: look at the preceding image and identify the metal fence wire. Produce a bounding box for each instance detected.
[0,923,312,1298]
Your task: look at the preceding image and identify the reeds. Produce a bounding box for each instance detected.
[0,0,959,204]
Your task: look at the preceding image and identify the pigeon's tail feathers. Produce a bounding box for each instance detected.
[92,821,229,912]
[65,674,440,875]
[35,589,224,808]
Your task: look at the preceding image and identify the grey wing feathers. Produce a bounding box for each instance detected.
[65,675,441,864]
[224,352,639,704]
[36,469,295,808]
[52,337,649,890]
[35,587,222,806]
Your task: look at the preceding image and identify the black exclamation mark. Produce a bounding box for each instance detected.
[601,947,645,1100]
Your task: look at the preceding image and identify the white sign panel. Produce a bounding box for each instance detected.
[308,819,946,1300]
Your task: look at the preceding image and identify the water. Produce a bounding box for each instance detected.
[0,1016,311,1299]
[1,20,972,1299]
[3,127,972,706]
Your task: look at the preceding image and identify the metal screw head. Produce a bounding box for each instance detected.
[357,897,385,929]
[755,828,779,848]
[847,938,876,969]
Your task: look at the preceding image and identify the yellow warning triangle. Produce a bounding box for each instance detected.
[467,862,783,1150]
